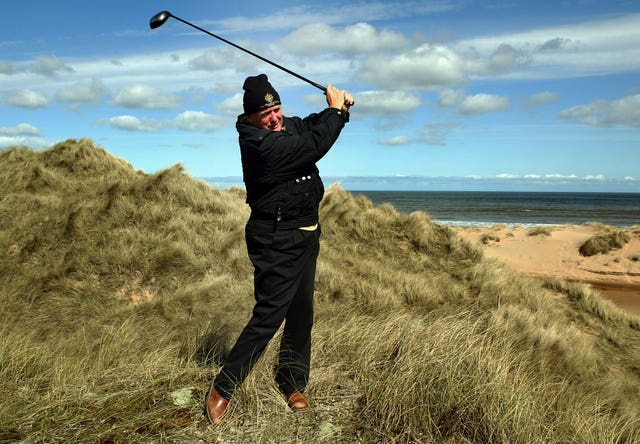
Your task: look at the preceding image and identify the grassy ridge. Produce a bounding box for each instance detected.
[1,140,639,443]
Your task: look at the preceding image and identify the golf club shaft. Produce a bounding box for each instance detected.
[166,14,327,93]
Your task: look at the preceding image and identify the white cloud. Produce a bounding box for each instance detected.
[421,122,459,146]
[174,111,227,132]
[189,48,232,71]
[481,44,530,75]
[0,123,47,148]
[438,88,465,108]
[112,84,181,110]
[0,123,41,136]
[378,135,411,146]
[493,173,608,182]
[98,115,164,132]
[28,55,74,77]
[207,1,461,35]
[457,13,640,79]
[357,39,530,90]
[543,174,578,179]
[0,61,14,74]
[218,92,243,115]
[0,136,49,149]
[558,94,640,127]
[6,89,49,108]
[98,111,227,133]
[459,93,509,115]
[537,37,575,52]
[359,43,469,89]
[355,90,422,116]
[282,22,408,56]
[54,79,109,105]
[524,91,558,107]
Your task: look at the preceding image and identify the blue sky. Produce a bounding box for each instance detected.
[1,0,639,191]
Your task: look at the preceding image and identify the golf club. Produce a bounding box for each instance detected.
[149,10,327,93]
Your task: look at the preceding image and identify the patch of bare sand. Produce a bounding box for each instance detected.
[455,224,640,315]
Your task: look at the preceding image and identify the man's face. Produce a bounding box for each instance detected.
[247,105,283,132]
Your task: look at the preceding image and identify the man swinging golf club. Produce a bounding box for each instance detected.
[204,74,354,424]
[149,9,353,424]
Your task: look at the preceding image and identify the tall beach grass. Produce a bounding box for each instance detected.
[1,140,639,443]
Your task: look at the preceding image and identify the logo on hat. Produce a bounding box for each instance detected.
[264,93,274,104]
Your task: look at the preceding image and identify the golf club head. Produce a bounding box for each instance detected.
[149,11,172,29]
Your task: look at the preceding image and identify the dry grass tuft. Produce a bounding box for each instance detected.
[1,140,639,442]
[481,233,500,244]
[579,230,630,256]
[527,226,553,237]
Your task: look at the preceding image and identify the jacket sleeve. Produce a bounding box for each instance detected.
[260,108,348,181]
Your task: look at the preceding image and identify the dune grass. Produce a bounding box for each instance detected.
[579,229,631,257]
[1,140,639,443]
[527,226,553,237]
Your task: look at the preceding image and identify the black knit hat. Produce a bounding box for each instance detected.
[242,74,281,115]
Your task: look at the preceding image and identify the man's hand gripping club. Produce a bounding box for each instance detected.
[326,84,355,113]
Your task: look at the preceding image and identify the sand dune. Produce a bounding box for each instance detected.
[455,224,640,315]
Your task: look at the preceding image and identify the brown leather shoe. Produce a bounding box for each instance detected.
[205,387,229,425]
[286,392,309,411]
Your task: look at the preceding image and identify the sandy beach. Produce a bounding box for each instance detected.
[454,224,640,316]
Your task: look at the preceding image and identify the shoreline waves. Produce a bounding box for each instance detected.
[356,190,640,228]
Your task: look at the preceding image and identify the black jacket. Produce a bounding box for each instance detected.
[238,107,348,228]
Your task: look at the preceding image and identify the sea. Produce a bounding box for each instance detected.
[352,191,640,228]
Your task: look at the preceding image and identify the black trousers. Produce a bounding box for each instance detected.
[213,219,320,400]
